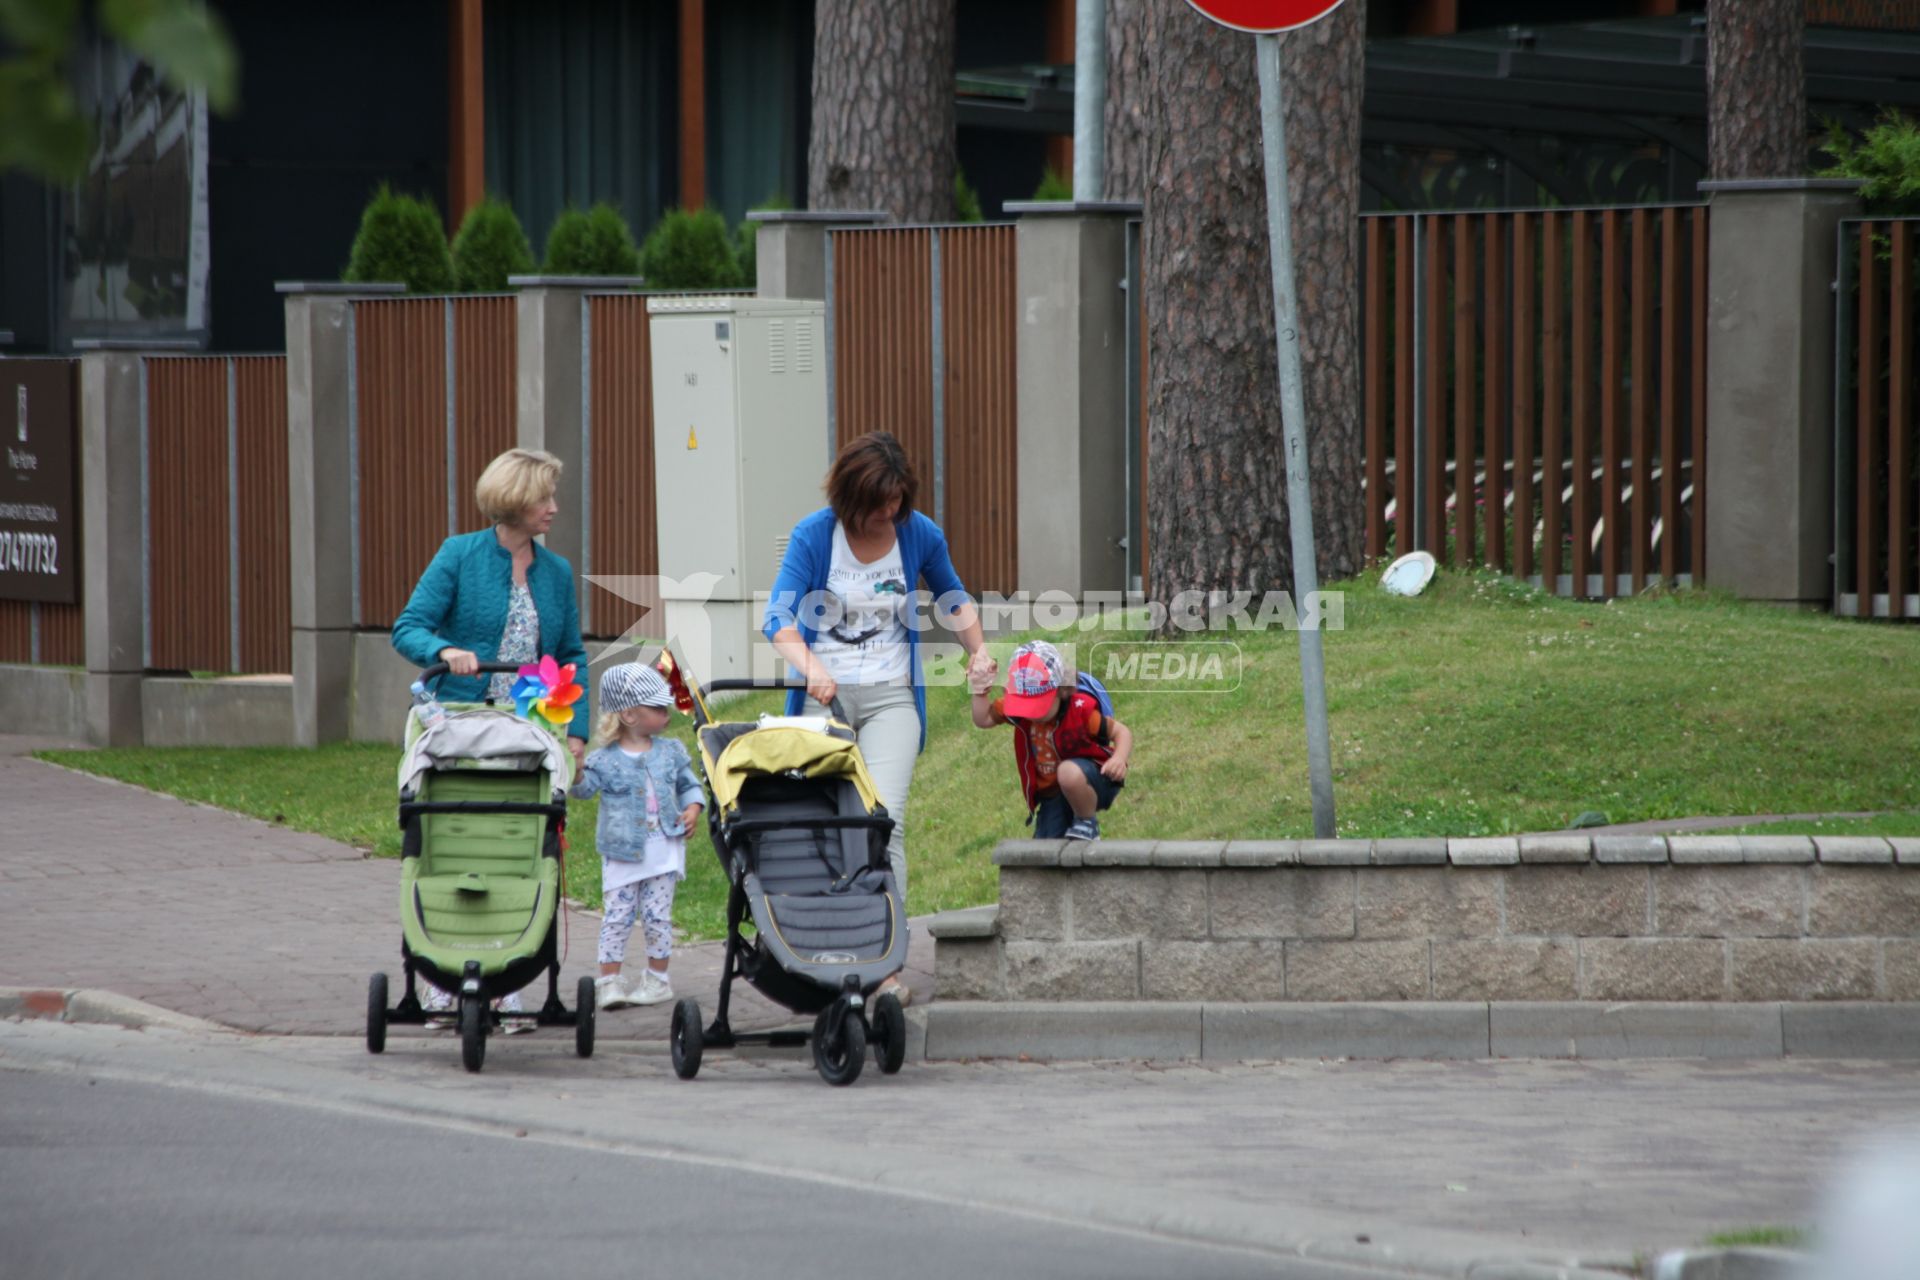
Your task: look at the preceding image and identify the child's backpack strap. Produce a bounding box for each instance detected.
[1075,671,1115,720]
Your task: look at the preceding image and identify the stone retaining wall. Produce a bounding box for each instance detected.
[932,836,1920,1004]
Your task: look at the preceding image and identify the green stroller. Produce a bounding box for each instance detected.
[365,660,594,1071]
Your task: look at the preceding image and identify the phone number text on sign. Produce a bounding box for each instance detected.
[0,531,61,575]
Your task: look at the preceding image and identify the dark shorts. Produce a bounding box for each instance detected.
[1031,758,1124,838]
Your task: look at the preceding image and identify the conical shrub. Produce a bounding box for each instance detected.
[451,196,534,292]
[542,202,641,277]
[344,184,454,294]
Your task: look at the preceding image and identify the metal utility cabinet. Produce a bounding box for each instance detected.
[648,296,829,681]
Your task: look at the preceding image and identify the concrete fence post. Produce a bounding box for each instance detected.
[748,210,888,301]
[1007,201,1142,598]
[77,350,145,746]
[1700,178,1863,604]
[279,282,401,746]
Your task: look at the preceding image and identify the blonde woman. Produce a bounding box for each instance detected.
[392,448,592,1026]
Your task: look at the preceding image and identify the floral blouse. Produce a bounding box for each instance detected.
[487,581,540,701]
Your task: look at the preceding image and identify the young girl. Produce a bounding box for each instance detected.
[570,662,704,1010]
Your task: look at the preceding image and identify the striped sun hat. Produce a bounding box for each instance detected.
[599,662,672,713]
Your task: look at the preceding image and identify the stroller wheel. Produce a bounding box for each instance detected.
[872,992,906,1075]
[366,973,389,1055]
[811,1004,866,1087]
[670,998,704,1080]
[575,975,596,1058]
[459,996,487,1073]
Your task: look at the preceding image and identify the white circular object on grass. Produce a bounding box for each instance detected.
[1381,551,1436,597]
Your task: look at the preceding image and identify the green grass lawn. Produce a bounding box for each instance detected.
[39,568,1920,939]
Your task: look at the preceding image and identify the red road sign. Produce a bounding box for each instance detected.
[1183,0,1348,33]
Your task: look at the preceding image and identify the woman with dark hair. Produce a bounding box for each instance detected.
[763,432,995,1005]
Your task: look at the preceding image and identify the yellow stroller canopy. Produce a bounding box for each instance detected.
[701,724,884,820]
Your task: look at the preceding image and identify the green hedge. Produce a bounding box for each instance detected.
[543,203,642,277]
[637,207,745,289]
[450,197,534,292]
[344,185,454,294]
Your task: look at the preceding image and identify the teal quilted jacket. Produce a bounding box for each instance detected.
[390,529,591,740]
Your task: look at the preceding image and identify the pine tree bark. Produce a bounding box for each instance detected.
[1143,0,1366,620]
[1706,0,1807,179]
[809,0,957,221]
[1103,0,1151,203]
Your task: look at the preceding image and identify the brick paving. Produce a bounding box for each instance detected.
[0,737,935,1038]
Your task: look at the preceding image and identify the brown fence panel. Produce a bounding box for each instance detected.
[1363,218,1388,560]
[452,297,518,531]
[586,293,662,641]
[233,356,290,672]
[1841,219,1920,619]
[1357,205,1709,599]
[355,299,448,629]
[938,224,1018,597]
[833,228,935,472]
[0,604,28,663]
[145,357,231,671]
[41,604,82,663]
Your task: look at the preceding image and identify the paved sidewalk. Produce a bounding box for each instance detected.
[0,738,934,1038]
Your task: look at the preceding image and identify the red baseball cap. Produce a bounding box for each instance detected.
[1002,641,1065,719]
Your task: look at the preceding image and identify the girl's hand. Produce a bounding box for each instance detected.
[967,648,998,692]
[1101,754,1130,782]
[439,647,479,676]
[679,803,703,830]
[568,737,587,769]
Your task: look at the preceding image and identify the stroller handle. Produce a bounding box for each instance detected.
[700,678,849,726]
[416,660,531,683]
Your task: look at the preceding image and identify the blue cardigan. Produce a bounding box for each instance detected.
[390,529,592,741]
[761,508,971,752]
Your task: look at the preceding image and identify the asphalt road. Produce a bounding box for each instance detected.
[2,1070,1368,1280]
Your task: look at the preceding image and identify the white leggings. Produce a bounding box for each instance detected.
[805,680,919,907]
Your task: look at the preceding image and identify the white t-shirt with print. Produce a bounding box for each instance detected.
[810,523,911,685]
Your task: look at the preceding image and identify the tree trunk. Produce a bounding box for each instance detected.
[1103,0,1150,203]
[1706,0,1807,180]
[1143,0,1366,621]
[808,0,957,222]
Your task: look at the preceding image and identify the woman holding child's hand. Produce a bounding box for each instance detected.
[764,433,995,1007]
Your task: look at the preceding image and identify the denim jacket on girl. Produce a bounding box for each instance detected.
[569,739,705,859]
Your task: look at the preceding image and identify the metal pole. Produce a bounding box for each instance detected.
[1256,33,1337,839]
[1073,0,1106,201]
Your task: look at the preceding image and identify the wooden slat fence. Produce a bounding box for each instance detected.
[1836,218,1920,620]
[829,224,1019,597]
[1358,206,1710,597]
[352,295,517,629]
[142,354,290,673]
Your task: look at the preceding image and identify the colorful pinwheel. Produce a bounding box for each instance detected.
[510,655,583,726]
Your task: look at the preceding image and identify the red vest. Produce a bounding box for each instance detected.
[1011,691,1112,812]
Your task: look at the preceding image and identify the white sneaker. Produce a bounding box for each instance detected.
[596,974,637,1010]
[631,971,673,1006]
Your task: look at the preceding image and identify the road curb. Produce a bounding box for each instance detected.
[918,1001,1920,1062]
[0,987,225,1035]
[1652,1247,1813,1279]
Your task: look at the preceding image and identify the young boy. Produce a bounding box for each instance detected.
[971,639,1133,841]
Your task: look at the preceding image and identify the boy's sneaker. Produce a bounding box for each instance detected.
[596,974,636,1011]
[631,971,674,1006]
[1064,816,1101,842]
